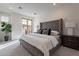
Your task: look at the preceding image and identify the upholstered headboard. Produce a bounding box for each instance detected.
[40,18,63,35]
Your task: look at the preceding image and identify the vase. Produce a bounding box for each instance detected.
[4,35,9,41]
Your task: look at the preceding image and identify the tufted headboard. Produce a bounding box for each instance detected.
[40,18,63,35]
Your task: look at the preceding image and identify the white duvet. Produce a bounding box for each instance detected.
[20,33,58,56]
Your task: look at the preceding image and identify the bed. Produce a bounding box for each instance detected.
[19,18,63,56]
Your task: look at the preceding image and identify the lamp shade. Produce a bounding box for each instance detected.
[65,22,76,28]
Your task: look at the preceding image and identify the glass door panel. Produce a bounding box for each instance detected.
[27,20,32,33]
[22,18,32,34]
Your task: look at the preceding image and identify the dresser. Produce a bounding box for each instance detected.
[62,35,79,50]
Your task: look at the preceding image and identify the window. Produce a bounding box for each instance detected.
[0,16,10,30]
[22,18,32,34]
[1,16,9,23]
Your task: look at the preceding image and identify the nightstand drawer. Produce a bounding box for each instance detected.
[63,41,77,46]
[62,35,79,50]
[63,42,78,49]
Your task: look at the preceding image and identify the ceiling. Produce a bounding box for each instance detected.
[0,3,79,18]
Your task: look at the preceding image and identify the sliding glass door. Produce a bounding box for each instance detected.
[27,20,32,33]
[22,18,32,34]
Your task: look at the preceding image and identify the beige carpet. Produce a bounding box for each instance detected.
[53,46,79,56]
[0,40,79,56]
[0,40,31,56]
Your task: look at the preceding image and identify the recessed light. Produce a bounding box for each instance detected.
[18,6,23,9]
[53,3,56,5]
[9,7,13,10]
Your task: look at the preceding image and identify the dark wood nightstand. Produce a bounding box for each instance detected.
[62,35,79,50]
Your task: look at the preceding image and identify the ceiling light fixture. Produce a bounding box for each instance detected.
[53,3,56,5]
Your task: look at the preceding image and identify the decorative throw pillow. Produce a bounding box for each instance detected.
[51,30,59,36]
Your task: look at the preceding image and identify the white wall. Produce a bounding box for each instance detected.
[0,31,4,42]
[32,17,40,32]
[39,6,79,36]
[11,13,24,40]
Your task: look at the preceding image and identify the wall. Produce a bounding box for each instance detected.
[11,13,24,40]
[39,6,79,36]
[32,17,40,32]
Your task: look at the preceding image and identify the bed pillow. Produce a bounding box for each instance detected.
[42,29,48,35]
[37,29,42,34]
[51,30,59,36]
[42,29,51,35]
[48,29,51,35]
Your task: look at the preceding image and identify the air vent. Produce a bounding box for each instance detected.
[33,12,37,15]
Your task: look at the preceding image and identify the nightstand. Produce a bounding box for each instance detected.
[62,35,79,50]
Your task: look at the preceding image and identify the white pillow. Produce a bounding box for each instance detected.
[51,30,59,36]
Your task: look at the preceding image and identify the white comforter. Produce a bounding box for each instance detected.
[20,33,58,56]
